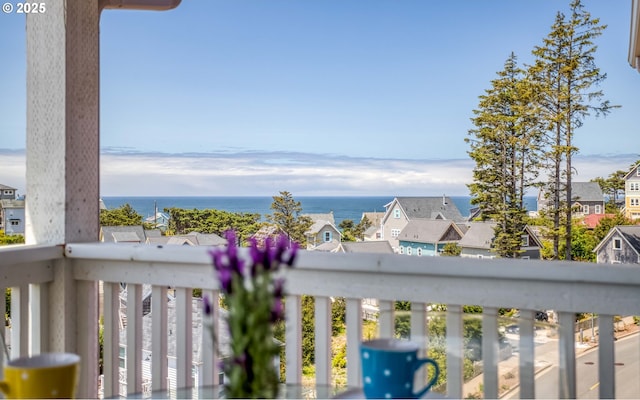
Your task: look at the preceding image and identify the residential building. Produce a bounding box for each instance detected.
[144,211,171,232]
[147,232,226,247]
[303,212,341,249]
[101,226,147,243]
[458,221,541,259]
[397,219,466,256]
[381,196,465,250]
[338,241,394,254]
[0,201,26,236]
[594,225,640,264]
[0,185,25,235]
[361,212,384,241]
[581,213,616,230]
[0,184,17,200]
[537,182,605,217]
[624,164,640,220]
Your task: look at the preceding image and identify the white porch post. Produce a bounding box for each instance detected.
[26,1,100,398]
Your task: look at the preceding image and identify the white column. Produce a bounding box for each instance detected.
[26,1,100,398]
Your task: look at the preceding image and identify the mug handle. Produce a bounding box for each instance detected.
[0,381,10,396]
[413,358,440,399]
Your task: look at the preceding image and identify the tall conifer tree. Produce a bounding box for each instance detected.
[466,53,544,258]
[530,0,615,260]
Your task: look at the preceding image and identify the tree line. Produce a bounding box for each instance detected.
[466,0,621,260]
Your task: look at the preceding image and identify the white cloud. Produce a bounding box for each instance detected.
[1,148,638,197]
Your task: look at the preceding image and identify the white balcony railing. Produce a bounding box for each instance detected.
[1,242,639,399]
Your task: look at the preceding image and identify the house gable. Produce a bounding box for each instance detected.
[594,225,640,264]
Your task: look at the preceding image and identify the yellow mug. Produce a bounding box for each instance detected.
[0,352,80,399]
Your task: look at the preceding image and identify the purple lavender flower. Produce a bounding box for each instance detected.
[206,229,299,398]
[282,241,299,267]
[274,234,288,262]
[217,267,233,294]
[273,277,285,298]
[203,295,212,316]
[270,297,284,322]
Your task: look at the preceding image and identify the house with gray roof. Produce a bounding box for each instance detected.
[0,184,24,235]
[594,225,640,264]
[537,182,605,217]
[146,232,227,247]
[338,241,394,254]
[458,221,541,259]
[0,199,25,236]
[100,226,147,243]
[380,196,465,250]
[304,212,341,250]
[0,184,18,200]
[398,219,466,256]
[361,212,384,241]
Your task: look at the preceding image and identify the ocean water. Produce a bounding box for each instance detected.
[102,196,538,227]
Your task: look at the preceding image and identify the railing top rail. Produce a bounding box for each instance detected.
[65,242,640,315]
[64,242,640,285]
[0,244,63,265]
[0,244,60,286]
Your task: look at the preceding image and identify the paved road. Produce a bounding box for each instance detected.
[530,333,639,399]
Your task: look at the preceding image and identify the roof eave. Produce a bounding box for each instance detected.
[630,0,640,71]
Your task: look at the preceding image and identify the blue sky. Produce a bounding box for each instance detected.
[1,1,639,196]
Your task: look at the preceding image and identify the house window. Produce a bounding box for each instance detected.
[595,205,602,214]
[119,346,126,369]
[391,229,401,238]
[582,205,589,214]
[613,239,622,250]
[407,247,412,255]
[394,209,401,219]
[416,248,422,256]
[631,183,640,191]
[521,235,529,247]
[632,198,640,206]
[10,220,19,226]
[399,246,404,254]
[637,169,640,177]
[324,231,332,242]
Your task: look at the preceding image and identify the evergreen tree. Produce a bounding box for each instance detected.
[99,203,146,227]
[466,53,544,257]
[267,191,312,246]
[530,0,616,260]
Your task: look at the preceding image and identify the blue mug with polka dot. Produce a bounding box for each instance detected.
[360,338,439,399]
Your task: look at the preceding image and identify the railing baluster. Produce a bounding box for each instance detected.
[29,283,48,353]
[151,285,168,391]
[10,284,28,358]
[482,307,499,399]
[0,285,5,371]
[378,300,394,338]
[519,309,535,399]
[200,289,219,387]
[558,311,576,399]
[598,314,615,399]
[285,294,302,384]
[410,302,428,390]
[175,287,193,389]
[126,283,143,395]
[103,281,120,398]
[315,296,332,386]
[346,298,362,387]
[446,304,463,399]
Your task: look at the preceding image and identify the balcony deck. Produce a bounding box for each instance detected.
[1,242,639,398]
